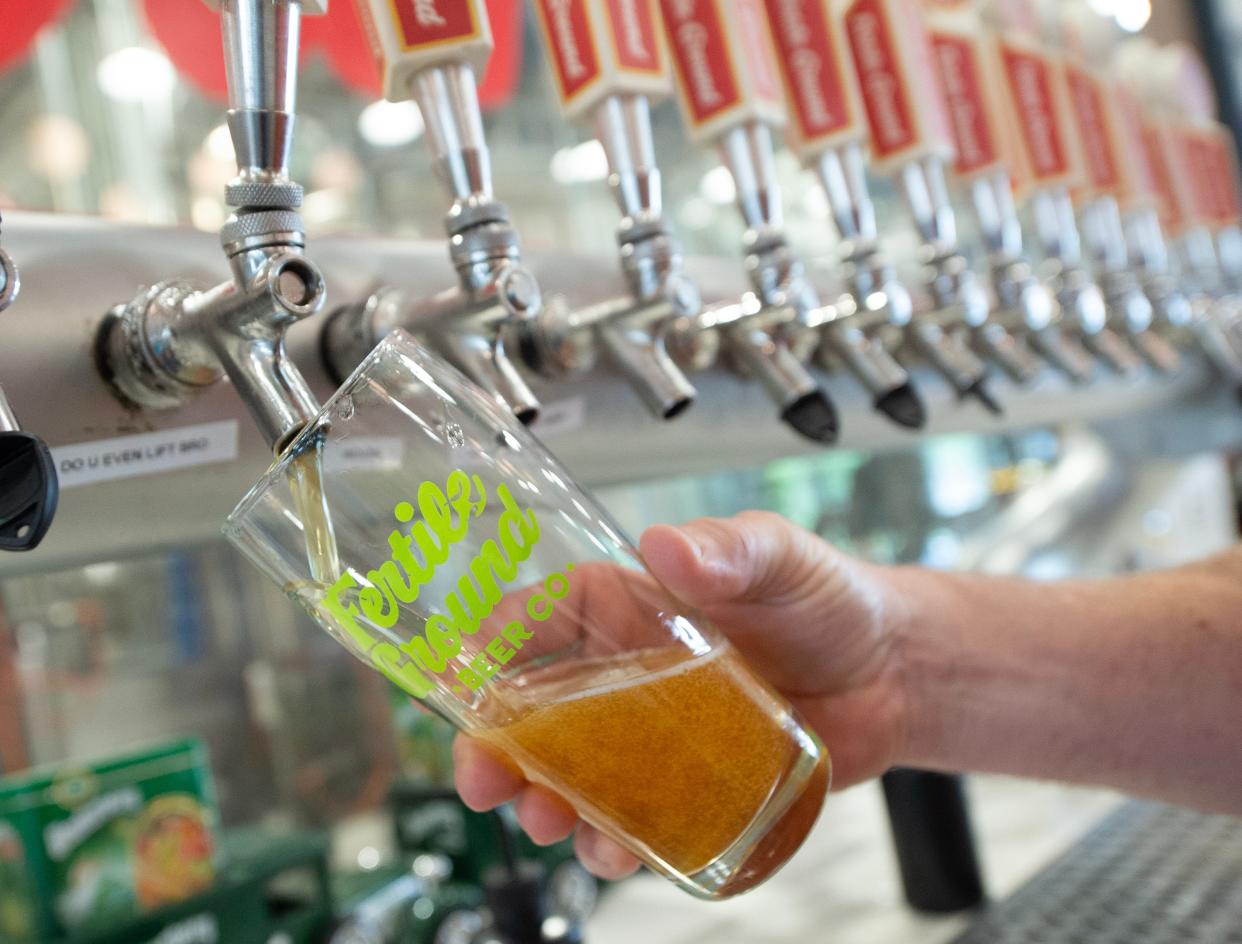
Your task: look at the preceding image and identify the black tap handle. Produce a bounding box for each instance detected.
[0,431,58,551]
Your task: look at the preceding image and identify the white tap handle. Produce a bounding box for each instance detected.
[760,0,868,160]
[834,0,955,175]
[919,0,1018,182]
[354,0,494,101]
[659,0,786,144]
[532,0,671,120]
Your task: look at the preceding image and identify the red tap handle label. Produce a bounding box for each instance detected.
[1064,64,1120,197]
[662,0,740,125]
[660,0,785,141]
[355,0,495,99]
[384,0,482,49]
[1110,81,1159,210]
[1147,121,1225,234]
[737,0,784,108]
[534,0,603,101]
[926,29,1002,177]
[996,38,1074,187]
[1206,128,1242,227]
[533,0,671,118]
[761,0,864,155]
[1144,123,1186,235]
[842,0,953,170]
[1186,130,1225,226]
[605,0,664,72]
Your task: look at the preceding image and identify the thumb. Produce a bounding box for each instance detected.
[639,511,827,609]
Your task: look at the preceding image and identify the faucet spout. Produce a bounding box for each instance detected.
[438,327,540,425]
[597,316,696,420]
[723,310,839,443]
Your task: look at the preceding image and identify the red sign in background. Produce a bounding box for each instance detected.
[0,0,75,73]
[1,0,522,111]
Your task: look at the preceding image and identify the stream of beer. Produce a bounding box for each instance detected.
[287,445,341,585]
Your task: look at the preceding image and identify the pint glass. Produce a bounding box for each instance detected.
[224,330,830,899]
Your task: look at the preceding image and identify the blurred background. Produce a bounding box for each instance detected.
[2,1,1242,942]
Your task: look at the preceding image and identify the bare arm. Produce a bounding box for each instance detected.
[892,549,1242,813]
[454,516,1242,878]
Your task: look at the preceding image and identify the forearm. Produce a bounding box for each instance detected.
[891,549,1242,813]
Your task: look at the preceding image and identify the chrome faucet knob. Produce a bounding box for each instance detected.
[0,248,19,315]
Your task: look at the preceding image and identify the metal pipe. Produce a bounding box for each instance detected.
[221,0,298,185]
[719,123,783,235]
[900,156,958,252]
[816,144,877,245]
[411,62,492,209]
[594,95,662,227]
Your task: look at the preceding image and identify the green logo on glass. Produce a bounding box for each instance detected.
[317,470,551,698]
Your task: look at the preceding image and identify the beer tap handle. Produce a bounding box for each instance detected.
[755,2,928,427]
[351,0,542,423]
[989,14,1083,206]
[659,0,840,442]
[355,0,496,211]
[837,0,1007,405]
[837,0,956,206]
[917,2,1029,257]
[529,0,700,420]
[535,0,670,226]
[659,0,788,239]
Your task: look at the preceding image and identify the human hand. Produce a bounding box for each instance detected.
[452,511,910,879]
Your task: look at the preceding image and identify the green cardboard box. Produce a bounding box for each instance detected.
[0,739,219,941]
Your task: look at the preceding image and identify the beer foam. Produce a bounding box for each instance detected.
[513,646,725,707]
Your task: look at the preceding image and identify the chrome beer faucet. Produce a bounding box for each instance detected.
[756,0,926,429]
[1027,186,1140,375]
[322,0,541,423]
[897,154,1014,412]
[985,7,1142,377]
[523,3,701,419]
[917,0,1091,383]
[836,0,1008,413]
[660,0,839,443]
[97,0,328,454]
[712,120,840,441]
[1053,6,1180,374]
[811,143,927,427]
[0,213,59,551]
[969,168,1094,382]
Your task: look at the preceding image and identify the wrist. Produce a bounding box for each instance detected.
[878,564,964,772]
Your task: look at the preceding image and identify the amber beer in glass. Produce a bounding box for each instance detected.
[225,331,829,899]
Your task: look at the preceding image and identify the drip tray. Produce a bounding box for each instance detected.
[952,802,1242,943]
